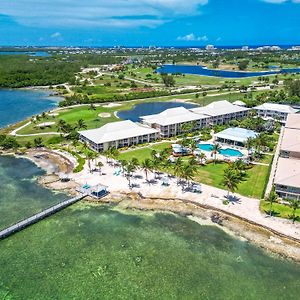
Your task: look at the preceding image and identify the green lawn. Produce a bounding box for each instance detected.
[118,142,172,162]
[17,103,133,135]
[118,143,270,199]
[260,200,300,221]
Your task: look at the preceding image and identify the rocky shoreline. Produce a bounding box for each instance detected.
[92,193,300,263]
[3,149,300,262]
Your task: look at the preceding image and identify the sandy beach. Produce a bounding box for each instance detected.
[16,148,300,262]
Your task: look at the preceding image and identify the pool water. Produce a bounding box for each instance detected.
[198,143,214,152]
[220,148,244,157]
[198,144,244,157]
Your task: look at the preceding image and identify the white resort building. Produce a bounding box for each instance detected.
[80,100,251,151]
[141,100,250,138]
[254,103,298,122]
[274,114,300,200]
[79,120,160,151]
[214,127,258,147]
[141,107,208,138]
[190,100,250,126]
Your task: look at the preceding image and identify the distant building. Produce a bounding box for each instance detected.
[79,120,160,151]
[274,114,300,200]
[254,103,298,122]
[205,45,215,51]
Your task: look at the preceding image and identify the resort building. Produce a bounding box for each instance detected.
[214,127,258,147]
[274,114,300,200]
[190,100,250,125]
[79,120,160,152]
[254,103,298,122]
[80,100,252,152]
[141,107,209,138]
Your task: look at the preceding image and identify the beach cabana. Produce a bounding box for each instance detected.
[172,144,189,156]
[90,184,109,199]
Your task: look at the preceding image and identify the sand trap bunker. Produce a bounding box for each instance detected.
[98,113,111,118]
[103,103,121,108]
[36,122,55,127]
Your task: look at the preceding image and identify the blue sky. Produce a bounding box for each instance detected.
[0,0,300,46]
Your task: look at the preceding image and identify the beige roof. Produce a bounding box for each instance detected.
[79,120,159,144]
[275,157,300,189]
[191,100,249,117]
[285,114,300,130]
[280,128,300,152]
[141,107,208,126]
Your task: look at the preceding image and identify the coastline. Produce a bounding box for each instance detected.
[7,148,299,263]
[96,193,300,262]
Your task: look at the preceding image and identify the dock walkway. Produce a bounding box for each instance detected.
[0,194,86,240]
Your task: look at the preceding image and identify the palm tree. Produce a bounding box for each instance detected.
[151,156,161,179]
[232,159,247,172]
[245,137,254,155]
[131,157,140,171]
[57,119,67,137]
[141,158,153,182]
[160,148,171,161]
[86,151,95,172]
[198,152,206,164]
[182,160,197,188]
[222,167,241,198]
[110,147,120,163]
[266,186,278,216]
[124,162,137,188]
[76,119,87,130]
[97,161,104,175]
[119,159,128,173]
[289,200,299,224]
[189,139,198,154]
[173,157,184,184]
[150,149,157,160]
[212,143,222,164]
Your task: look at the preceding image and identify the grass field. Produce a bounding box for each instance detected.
[118,144,270,199]
[260,200,300,221]
[118,142,172,162]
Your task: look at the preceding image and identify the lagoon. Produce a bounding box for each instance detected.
[0,89,61,128]
[0,51,50,57]
[157,64,300,78]
[118,101,197,122]
[0,156,300,299]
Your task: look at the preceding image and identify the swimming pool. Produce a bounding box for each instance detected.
[220,148,244,157]
[198,144,244,157]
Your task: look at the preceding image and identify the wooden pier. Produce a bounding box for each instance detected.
[0,194,87,240]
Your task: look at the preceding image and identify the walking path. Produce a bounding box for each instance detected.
[265,126,284,196]
[10,120,60,137]
[0,194,86,240]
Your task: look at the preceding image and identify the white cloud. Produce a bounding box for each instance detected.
[177,33,208,42]
[261,0,300,3]
[0,0,208,28]
[50,32,61,38]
